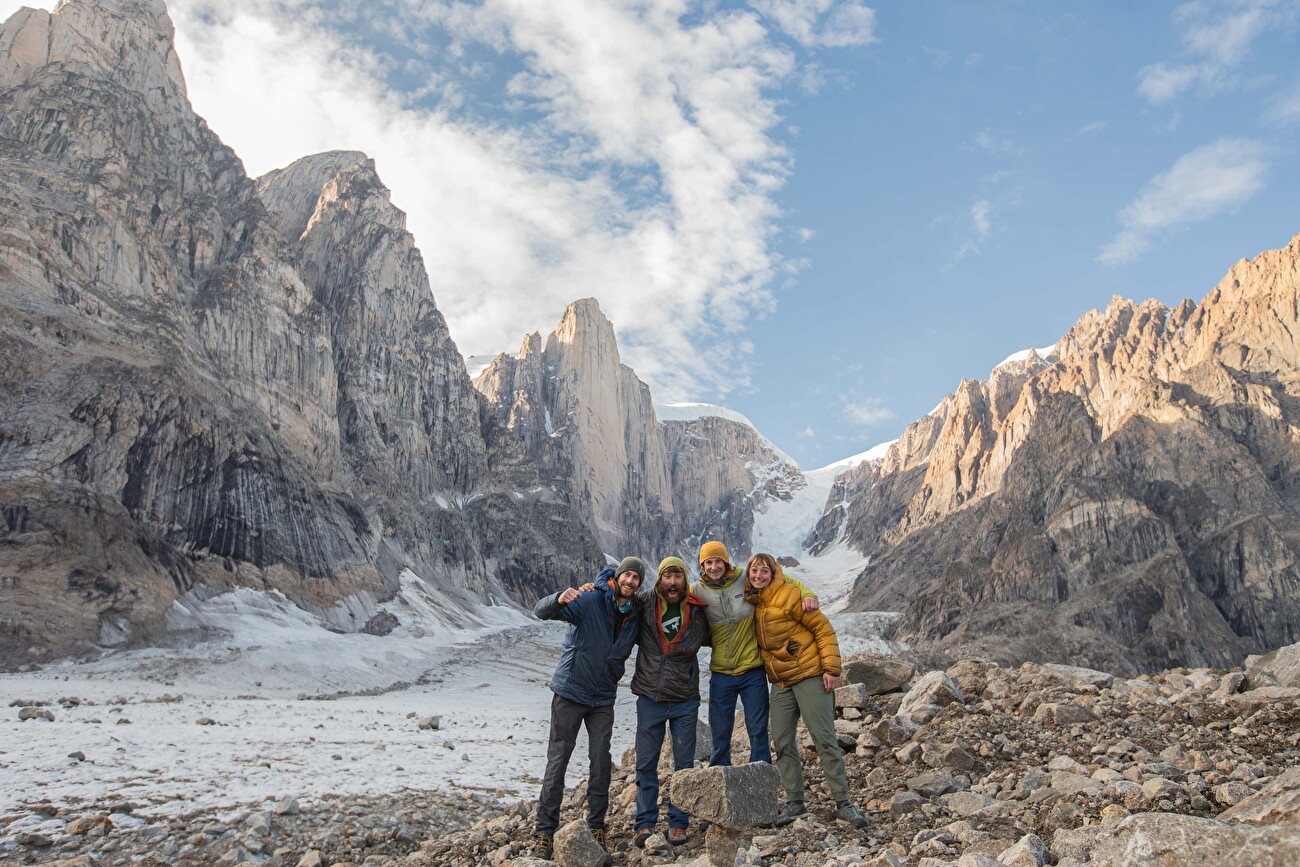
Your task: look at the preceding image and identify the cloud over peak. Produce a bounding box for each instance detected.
[135,0,882,405]
[1099,137,1268,265]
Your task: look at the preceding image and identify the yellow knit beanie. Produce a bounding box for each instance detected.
[658,556,689,577]
[698,540,730,568]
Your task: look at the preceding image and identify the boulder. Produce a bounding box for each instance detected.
[669,763,781,828]
[1243,641,1300,689]
[552,820,607,867]
[842,653,915,695]
[899,671,964,723]
[998,833,1049,867]
[1218,766,1300,825]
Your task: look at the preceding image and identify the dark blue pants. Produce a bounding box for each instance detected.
[536,693,615,834]
[707,666,772,765]
[634,696,699,831]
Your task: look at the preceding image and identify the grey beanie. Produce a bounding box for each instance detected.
[616,556,648,585]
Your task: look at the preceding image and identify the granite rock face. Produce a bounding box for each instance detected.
[0,0,601,662]
[476,300,804,560]
[834,236,1300,674]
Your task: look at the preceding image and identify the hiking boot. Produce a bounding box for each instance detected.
[773,800,807,827]
[633,827,653,848]
[667,826,690,845]
[834,801,870,828]
[590,826,608,851]
[533,831,553,858]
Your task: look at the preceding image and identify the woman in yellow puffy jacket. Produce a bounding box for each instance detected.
[746,553,869,828]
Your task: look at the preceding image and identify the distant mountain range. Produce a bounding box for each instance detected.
[1,0,1296,675]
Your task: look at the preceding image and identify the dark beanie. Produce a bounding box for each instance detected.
[616,556,648,585]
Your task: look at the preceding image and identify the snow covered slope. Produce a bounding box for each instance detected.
[750,440,895,607]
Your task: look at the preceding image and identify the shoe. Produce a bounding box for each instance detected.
[835,801,870,828]
[590,826,608,851]
[667,826,690,845]
[534,831,554,858]
[773,800,807,827]
[633,827,653,848]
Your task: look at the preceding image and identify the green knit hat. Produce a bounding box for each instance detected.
[616,556,648,585]
[657,556,689,578]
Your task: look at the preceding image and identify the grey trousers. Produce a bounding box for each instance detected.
[536,693,615,834]
[769,675,850,803]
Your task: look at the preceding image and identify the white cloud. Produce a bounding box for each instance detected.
[797,425,816,438]
[967,129,1023,156]
[16,0,881,404]
[1266,80,1300,123]
[1137,0,1299,104]
[753,0,879,49]
[971,199,992,241]
[1099,138,1268,265]
[843,397,895,426]
[1079,120,1109,135]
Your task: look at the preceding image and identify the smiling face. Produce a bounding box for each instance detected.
[747,559,774,591]
[701,557,728,581]
[659,567,687,603]
[615,569,642,601]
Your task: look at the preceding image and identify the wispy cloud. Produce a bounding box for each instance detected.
[1266,79,1300,123]
[1079,120,1109,135]
[843,396,895,426]
[967,129,1024,156]
[1099,138,1268,265]
[754,0,880,49]
[92,0,882,404]
[1137,0,1299,104]
[971,199,993,241]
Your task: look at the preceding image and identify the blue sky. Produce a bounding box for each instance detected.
[6,1,1300,468]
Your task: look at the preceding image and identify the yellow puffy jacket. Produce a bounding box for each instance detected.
[749,567,841,688]
[691,566,818,676]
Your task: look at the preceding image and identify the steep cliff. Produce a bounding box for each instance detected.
[476,302,804,561]
[0,0,600,663]
[837,236,1300,674]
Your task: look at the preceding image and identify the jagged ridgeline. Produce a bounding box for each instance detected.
[827,240,1300,674]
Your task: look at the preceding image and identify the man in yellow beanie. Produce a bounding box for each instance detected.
[691,540,818,766]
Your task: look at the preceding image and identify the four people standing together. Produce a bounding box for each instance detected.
[532,542,868,859]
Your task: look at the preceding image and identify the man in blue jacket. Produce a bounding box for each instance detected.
[533,556,646,858]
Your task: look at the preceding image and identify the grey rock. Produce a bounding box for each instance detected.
[670,763,781,828]
[907,771,964,798]
[840,653,915,695]
[703,823,747,867]
[1243,640,1300,689]
[889,791,924,816]
[997,833,1049,867]
[552,820,606,867]
[900,671,964,723]
[18,707,54,721]
[1218,766,1300,825]
[940,790,1006,818]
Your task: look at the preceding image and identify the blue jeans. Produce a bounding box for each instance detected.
[635,696,699,831]
[707,666,772,765]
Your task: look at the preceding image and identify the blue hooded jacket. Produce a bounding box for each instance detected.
[535,567,642,707]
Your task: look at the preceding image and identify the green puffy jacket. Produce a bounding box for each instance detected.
[691,566,816,676]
